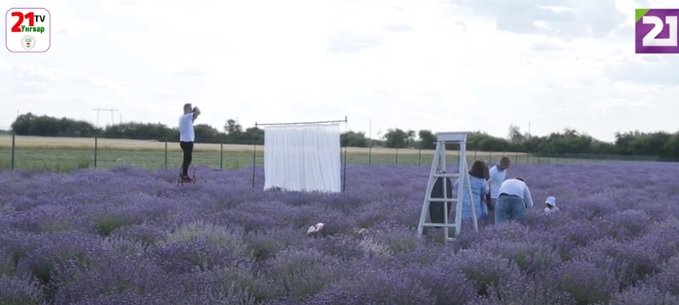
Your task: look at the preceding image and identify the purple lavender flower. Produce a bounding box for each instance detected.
[259,248,343,300]
[0,274,46,305]
[648,255,679,295]
[306,267,436,305]
[610,284,679,305]
[548,258,618,304]
[448,248,524,297]
[473,239,563,275]
[0,162,678,303]
[572,238,661,290]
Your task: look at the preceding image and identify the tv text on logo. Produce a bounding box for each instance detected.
[5,8,51,52]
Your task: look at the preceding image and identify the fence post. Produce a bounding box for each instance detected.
[395,148,399,164]
[164,138,168,168]
[251,143,256,187]
[368,145,372,165]
[220,142,224,169]
[418,148,421,166]
[10,133,15,170]
[342,144,347,191]
[525,151,529,164]
[94,137,98,168]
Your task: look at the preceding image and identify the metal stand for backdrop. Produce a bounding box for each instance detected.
[251,117,349,192]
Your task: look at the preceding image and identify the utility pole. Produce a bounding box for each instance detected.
[92,108,119,127]
[369,118,372,146]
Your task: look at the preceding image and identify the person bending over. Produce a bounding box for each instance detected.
[495,177,534,224]
[179,103,200,180]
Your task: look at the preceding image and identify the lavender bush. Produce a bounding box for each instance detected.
[1,162,679,304]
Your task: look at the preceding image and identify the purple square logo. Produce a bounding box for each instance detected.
[635,8,679,53]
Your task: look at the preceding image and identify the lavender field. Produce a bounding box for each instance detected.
[1,162,679,305]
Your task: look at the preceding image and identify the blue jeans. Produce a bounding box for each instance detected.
[495,194,526,224]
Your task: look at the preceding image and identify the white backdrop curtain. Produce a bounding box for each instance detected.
[264,123,342,193]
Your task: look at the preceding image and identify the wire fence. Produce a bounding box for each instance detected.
[0,134,661,172]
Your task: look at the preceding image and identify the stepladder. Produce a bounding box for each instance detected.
[417,132,478,241]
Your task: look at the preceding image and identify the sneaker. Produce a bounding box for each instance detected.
[180,175,192,181]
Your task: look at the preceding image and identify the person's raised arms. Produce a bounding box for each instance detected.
[192,107,201,121]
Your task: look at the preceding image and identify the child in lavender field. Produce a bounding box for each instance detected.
[543,196,560,215]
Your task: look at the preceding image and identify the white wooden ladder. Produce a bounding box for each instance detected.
[416,131,478,241]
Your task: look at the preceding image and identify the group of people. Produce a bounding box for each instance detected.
[453,156,560,225]
[177,103,561,223]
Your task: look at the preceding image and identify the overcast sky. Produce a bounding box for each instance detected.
[1,0,676,142]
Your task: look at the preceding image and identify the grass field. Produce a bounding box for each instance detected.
[0,134,602,172]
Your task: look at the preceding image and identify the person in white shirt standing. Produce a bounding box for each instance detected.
[179,103,201,180]
[495,177,534,224]
[488,157,511,210]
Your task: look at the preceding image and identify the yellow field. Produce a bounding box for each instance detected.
[0,134,528,156]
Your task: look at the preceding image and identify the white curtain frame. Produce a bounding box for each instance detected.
[263,123,342,193]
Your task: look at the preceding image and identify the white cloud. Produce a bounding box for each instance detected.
[1,0,677,142]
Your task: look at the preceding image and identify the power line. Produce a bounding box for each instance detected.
[92,108,119,127]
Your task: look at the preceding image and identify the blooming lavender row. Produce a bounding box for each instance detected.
[1,162,679,304]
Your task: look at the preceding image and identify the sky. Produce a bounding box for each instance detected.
[1,0,677,143]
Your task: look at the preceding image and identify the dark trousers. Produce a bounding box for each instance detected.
[180,141,194,176]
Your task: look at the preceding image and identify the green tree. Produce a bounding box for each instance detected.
[223,118,248,143]
[468,131,512,152]
[10,113,35,135]
[384,128,415,148]
[194,124,222,143]
[102,122,174,140]
[11,112,100,137]
[418,130,436,149]
[507,124,525,143]
[242,127,264,145]
[662,132,679,161]
[341,131,368,147]
[224,119,242,134]
[10,112,679,160]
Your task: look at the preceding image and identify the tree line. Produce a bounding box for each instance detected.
[7,113,679,161]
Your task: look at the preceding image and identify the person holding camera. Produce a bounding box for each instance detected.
[179,103,201,181]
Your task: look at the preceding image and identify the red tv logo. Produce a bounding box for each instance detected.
[5,8,51,53]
